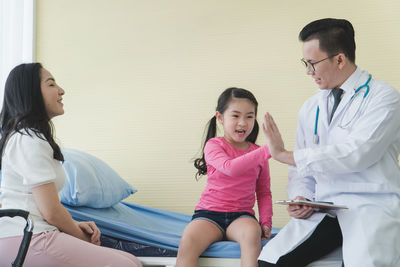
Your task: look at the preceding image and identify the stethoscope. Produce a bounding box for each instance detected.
[313,74,372,144]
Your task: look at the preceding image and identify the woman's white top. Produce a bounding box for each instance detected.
[0,129,66,238]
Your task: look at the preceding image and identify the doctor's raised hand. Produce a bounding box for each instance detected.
[262,112,295,166]
[262,114,313,219]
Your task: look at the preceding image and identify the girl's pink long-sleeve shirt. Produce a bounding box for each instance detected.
[195,137,273,228]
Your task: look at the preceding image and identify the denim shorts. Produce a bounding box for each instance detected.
[192,210,257,237]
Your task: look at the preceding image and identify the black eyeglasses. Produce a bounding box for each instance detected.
[301,54,338,72]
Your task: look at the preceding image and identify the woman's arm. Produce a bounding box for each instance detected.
[32,182,100,245]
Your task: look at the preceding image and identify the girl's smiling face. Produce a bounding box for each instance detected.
[216,98,256,149]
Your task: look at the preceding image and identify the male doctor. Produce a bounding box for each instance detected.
[258,18,400,267]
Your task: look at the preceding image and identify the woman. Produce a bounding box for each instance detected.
[0,63,142,267]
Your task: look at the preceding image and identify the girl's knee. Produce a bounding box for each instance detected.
[178,233,202,255]
[238,227,261,245]
[243,225,261,239]
[179,231,196,247]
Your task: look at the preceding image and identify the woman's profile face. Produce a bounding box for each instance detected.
[40,68,65,119]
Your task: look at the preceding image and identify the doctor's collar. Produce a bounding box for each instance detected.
[339,67,365,93]
[318,67,362,97]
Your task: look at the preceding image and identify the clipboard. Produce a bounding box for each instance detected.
[275,200,348,210]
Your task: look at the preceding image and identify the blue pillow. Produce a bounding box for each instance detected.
[59,148,137,208]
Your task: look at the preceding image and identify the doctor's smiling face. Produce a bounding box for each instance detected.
[302,39,343,90]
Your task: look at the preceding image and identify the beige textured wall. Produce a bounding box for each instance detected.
[36,0,400,228]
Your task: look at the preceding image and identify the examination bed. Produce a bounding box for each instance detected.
[64,201,342,267]
[59,148,342,267]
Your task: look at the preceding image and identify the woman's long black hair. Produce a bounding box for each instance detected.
[194,87,259,179]
[0,63,64,169]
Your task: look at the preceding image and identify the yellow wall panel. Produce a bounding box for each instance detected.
[36,0,400,227]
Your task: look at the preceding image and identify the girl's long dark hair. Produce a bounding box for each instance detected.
[194,87,259,179]
[0,63,64,169]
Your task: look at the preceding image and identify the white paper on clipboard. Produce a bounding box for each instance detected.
[275,200,348,210]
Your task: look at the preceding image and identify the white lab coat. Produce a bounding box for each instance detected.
[259,68,400,267]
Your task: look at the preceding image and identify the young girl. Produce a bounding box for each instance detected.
[0,63,142,267]
[176,87,273,267]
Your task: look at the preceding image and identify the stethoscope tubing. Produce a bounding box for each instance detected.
[313,74,372,144]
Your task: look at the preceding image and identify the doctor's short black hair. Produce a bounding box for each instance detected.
[299,18,356,63]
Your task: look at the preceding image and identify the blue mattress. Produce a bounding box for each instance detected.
[64,202,279,258]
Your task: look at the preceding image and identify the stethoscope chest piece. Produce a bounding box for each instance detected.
[313,134,319,145]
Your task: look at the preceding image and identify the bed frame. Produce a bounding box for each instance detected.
[138,247,343,267]
[138,257,240,267]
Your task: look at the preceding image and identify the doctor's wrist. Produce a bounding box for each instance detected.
[274,150,295,166]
